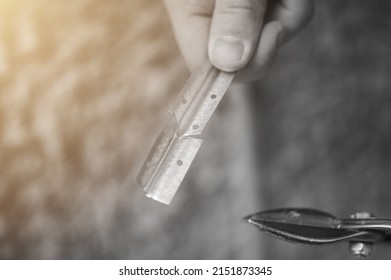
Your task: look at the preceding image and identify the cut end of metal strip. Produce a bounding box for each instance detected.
[145,191,171,205]
[139,136,203,205]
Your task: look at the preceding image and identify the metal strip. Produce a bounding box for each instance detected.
[137,63,235,204]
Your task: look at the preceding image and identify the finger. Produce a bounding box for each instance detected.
[270,0,314,43]
[164,0,215,71]
[208,0,268,72]
[236,21,283,81]
[237,0,314,81]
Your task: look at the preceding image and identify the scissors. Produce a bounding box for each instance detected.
[244,208,391,257]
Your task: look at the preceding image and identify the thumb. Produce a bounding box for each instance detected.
[208,0,267,72]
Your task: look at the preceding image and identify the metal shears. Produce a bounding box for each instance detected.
[244,208,391,257]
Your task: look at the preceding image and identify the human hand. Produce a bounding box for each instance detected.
[164,0,314,81]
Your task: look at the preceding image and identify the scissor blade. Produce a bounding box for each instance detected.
[245,218,368,245]
[245,208,340,227]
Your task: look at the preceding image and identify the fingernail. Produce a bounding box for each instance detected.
[212,35,244,64]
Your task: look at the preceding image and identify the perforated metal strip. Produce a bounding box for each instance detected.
[137,63,235,204]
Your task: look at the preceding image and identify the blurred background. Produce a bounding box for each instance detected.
[0,0,390,259]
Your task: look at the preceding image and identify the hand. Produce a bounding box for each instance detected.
[164,0,314,81]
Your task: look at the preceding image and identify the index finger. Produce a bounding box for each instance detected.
[164,0,215,71]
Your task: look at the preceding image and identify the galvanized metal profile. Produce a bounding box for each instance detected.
[137,63,235,205]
